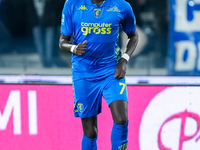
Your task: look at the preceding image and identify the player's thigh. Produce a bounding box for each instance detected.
[73,78,103,118]
[103,76,128,105]
[109,100,128,125]
[103,76,128,124]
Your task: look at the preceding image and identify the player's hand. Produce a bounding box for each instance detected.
[114,58,128,79]
[75,40,87,56]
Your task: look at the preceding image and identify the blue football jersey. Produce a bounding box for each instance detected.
[61,0,136,79]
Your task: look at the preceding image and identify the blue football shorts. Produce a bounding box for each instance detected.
[72,74,128,118]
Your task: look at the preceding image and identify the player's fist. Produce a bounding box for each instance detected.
[114,58,127,79]
[75,40,87,56]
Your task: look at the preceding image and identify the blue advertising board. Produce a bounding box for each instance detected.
[168,0,200,75]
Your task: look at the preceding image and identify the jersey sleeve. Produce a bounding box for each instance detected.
[121,3,136,35]
[61,0,73,36]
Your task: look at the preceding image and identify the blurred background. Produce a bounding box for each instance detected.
[0,0,199,76]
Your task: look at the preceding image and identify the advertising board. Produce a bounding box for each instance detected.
[169,0,200,75]
[0,85,200,150]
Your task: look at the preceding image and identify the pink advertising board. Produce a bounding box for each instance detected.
[0,85,200,150]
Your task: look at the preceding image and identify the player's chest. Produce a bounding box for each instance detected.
[73,5,122,24]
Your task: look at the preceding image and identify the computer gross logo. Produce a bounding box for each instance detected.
[139,87,200,150]
[81,22,112,35]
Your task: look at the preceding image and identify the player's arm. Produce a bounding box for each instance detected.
[114,30,139,79]
[59,34,87,56]
[125,31,139,59]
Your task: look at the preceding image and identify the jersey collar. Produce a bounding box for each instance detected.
[85,0,111,7]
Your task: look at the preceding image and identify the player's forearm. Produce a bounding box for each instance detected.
[125,30,139,57]
[59,42,74,53]
[59,34,73,53]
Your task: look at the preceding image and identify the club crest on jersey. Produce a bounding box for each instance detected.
[93,8,102,18]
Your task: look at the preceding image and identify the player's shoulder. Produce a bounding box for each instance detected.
[111,0,131,7]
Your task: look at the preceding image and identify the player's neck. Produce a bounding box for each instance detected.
[91,0,105,6]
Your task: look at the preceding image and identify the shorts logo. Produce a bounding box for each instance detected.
[94,8,102,18]
[107,6,120,12]
[77,103,84,113]
[79,5,88,10]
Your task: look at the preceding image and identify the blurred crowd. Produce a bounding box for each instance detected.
[0,0,66,67]
[126,0,168,68]
[0,0,169,68]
